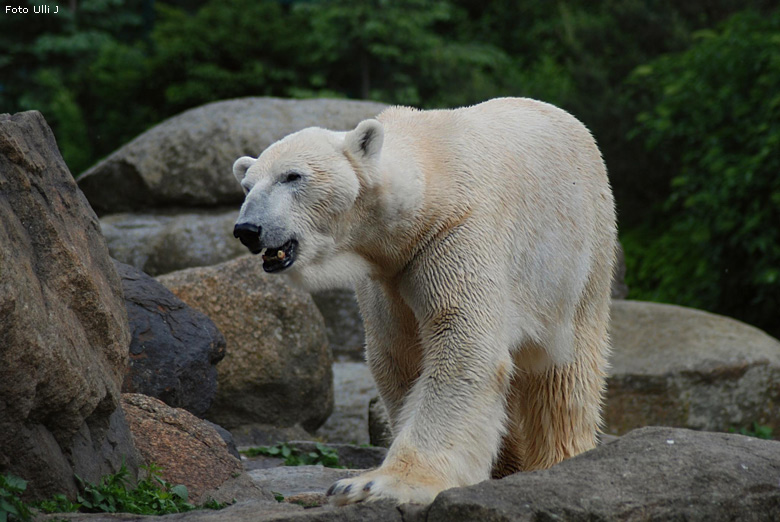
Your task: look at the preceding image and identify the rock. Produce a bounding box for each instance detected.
[205,420,241,460]
[102,209,245,276]
[0,111,139,499]
[37,499,305,521]
[606,300,780,435]
[41,428,780,522]
[315,362,377,445]
[115,260,225,417]
[157,256,333,432]
[121,394,243,503]
[78,97,388,215]
[247,466,361,500]
[424,427,780,521]
[38,499,401,521]
[231,424,312,448]
[238,440,384,474]
[199,472,275,506]
[286,441,387,470]
[311,290,366,361]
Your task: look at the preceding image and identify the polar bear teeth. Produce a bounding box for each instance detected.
[260,240,297,273]
[262,249,284,261]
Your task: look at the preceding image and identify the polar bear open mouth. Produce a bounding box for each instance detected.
[261,239,298,273]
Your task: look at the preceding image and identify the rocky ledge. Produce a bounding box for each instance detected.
[39,427,780,521]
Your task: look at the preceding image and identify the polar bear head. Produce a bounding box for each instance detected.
[232,120,384,287]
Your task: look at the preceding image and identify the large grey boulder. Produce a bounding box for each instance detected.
[115,260,226,416]
[103,209,244,276]
[0,111,139,499]
[158,256,333,432]
[606,300,780,435]
[78,97,388,214]
[424,427,780,521]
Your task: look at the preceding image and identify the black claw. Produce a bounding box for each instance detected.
[343,484,352,495]
[363,481,374,492]
[327,484,337,496]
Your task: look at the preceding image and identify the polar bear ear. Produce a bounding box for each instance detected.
[233,156,255,184]
[344,119,384,162]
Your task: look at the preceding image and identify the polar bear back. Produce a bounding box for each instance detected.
[376,98,615,359]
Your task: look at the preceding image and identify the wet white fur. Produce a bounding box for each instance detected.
[234,98,616,505]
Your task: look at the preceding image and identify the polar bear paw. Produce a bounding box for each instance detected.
[326,466,445,506]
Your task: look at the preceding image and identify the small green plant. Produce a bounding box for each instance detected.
[4,463,225,519]
[200,499,229,510]
[0,474,32,522]
[730,422,774,440]
[35,494,80,514]
[72,463,194,515]
[241,442,343,468]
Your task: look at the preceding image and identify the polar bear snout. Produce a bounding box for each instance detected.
[233,222,263,254]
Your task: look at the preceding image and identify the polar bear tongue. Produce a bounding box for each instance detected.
[261,240,298,273]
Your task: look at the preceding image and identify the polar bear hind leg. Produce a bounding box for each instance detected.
[494,268,611,476]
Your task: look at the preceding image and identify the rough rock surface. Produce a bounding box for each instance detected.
[231,424,312,448]
[316,362,377,444]
[102,209,245,276]
[0,111,139,499]
[157,256,333,432]
[78,97,388,214]
[424,427,780,521]
[311,290,366,361]
[248,466,361,500]
[122,394,242,503]
[606,300,780,435]
[115,260,225,416]
[286,442,386,470]
[39,427,780,521]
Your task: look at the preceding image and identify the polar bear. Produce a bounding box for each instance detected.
[232,98,616,505]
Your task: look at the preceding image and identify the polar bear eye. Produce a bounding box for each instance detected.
[284,172,302,184]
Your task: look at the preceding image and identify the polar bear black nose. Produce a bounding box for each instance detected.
[233,223,263,254]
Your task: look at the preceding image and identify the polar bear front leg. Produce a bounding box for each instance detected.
[329,259,512,505]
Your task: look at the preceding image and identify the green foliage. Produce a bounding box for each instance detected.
[73,463,195,515]
[34,494,80,514]
[241,442,343,468]
[730,423,774,440]
[2,464,224,519]
[0,475,32,522]
[0,0,148,173]
[624,8,780,336]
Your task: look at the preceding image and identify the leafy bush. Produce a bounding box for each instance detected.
[624,8,780,336]
[242,442,343,468]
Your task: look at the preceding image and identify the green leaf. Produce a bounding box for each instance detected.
[170,485,189,502]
